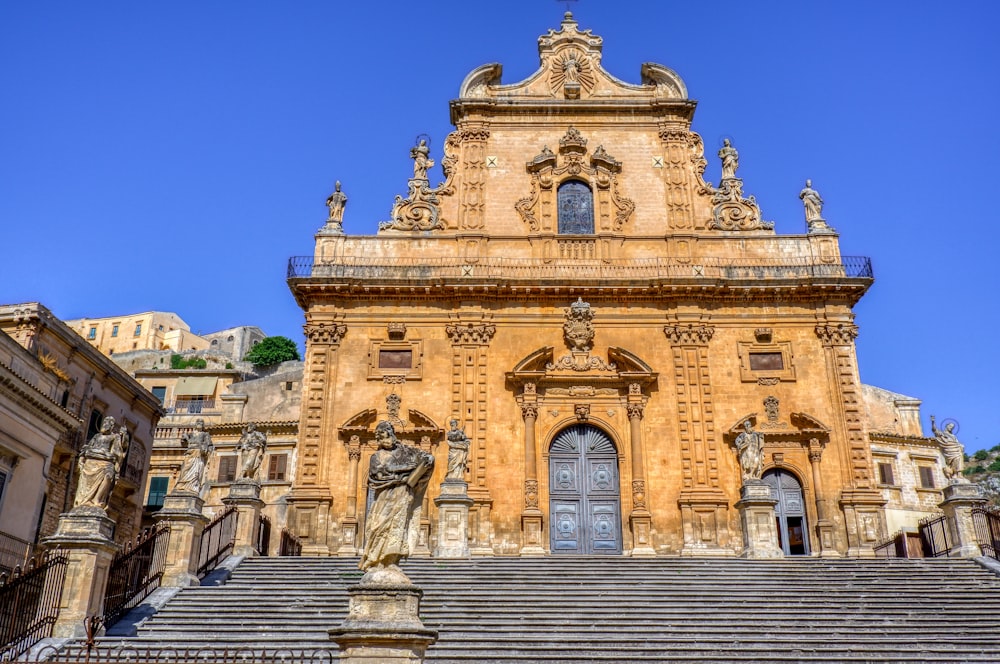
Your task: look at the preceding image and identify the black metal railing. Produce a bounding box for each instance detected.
[973,505,1000,559]
[0,530,36,577]
[102,523,169,628]
[257,515,271,557]
[165,399,218,415]
[919,514,953,557]
[874,530,905,558]
[28,645,339,662]
[0,550,68,661]
[287,255,874,283]
[279,529,302,557]
[198,506,237,577]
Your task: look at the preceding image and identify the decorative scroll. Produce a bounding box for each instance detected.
[380,132,460,232]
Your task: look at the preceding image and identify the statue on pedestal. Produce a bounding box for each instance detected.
[800,179,824,220]
[359,421,434,571]
[445,419,470,481]
[410,139,434,181]
[73,416,128,511]
[237,423,267,482]
[718,139,739,180]
[735,420,765,483]
[931,416,967,483]
[174,419,214,495]
[324,181,347,231]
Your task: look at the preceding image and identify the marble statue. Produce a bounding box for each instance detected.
[410,139,434,181]
[174,418,214,495]
[359,421,434,571]
[931,416,967,483]
[325,181,347,228]
[73,416,128,511]
[445,419,470,481]
[799,179,824,222]
[237,423,267,482]
[734,420,765,483]
[718,139,739,180]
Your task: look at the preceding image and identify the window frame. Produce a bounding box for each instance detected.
[217,455,237,483]
[267,453,288,482]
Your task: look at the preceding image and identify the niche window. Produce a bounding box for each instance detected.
[368,340,423,381]
[557,180,594,234]
[738,341,796,383]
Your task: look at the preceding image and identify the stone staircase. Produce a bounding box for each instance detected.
[55,556,1000,663]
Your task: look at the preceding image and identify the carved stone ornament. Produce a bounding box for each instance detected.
[446,321,496,346]
[706,138,773,232]
[382,375,406,385]
[387,322,407,340]
[523,382,537,396]
[632,479,647,509]
[550,48,595,99]
[385,393,405,429]
[757,377,780,386]
[815,323,859,346]
[305,321,347,345]
[323,181,347,232]
[760,395,788,430]
[520,403,539,420]
[626,403,644,420]
[754,328,773,343]
[524,479,539,509]
[515,127,634,232]
[628,382,642,396]
[663,324,715,346]
[379,133,459,232]
[574,404,591,421]
[564,297,595,352]
[546,386,617,397]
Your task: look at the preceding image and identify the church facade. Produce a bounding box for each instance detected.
[286,14,892,558]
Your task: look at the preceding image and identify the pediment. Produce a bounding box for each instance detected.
[511,346,554,374]
[341,409,377,430]
[608,347,654,374]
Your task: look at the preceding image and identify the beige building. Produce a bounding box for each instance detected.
[65,311,210,356]
[0,303,162,546]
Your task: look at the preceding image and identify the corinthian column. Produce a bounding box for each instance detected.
[626,391,655,556]
[519,393,545,555]
[338,437,362,555]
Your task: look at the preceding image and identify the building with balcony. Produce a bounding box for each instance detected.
[64,311,209,356]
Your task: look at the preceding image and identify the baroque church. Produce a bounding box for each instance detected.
[284,13,913,559]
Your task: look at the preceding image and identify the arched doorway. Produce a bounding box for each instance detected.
[761,469,810,555]
[549,424,621,554]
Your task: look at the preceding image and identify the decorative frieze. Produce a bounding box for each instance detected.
[445,321,496,346]
[663,324,715,346]
[815,323,859,346]
[305,322,347,345]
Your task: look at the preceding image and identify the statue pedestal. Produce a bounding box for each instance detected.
[434,480,472,558]
[329,567,438,664]
[223,480,265,557]
[520,508,546,556]
[735,482,783,559]
[940,482,987,557]
[629,510,656,557]
[156,492,210,587]
[42,508,121,638]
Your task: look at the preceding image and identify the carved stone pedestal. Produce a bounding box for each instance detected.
[42,508,121,638]
[940,482,987,558]
[628,511,656,557]
[434,480,472,558]
[156,492,210,587]
[223,480,265,557]
[815,519,840,558]
[520,509,545,556]
[735,481,783,559]
[678,488,732,556]
[329,567,438,664]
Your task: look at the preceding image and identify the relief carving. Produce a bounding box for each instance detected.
[524,479,539,509]
[305,321,347,345]
[663,324,715,346]
[706,139,773,232]
[380,134,460,232]
[815,323,859,346]
[574,404,591,421]
[445,321,496,346]
[547,299,616,372]
[632,479,647,509]
[546,386,617,397]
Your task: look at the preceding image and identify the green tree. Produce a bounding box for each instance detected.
[243,336,300,367]
[975,449,989,462]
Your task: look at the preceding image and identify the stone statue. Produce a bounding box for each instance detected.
[359,421,434,571]
[174,419,214,495]
[931,416,967,483]
[325,181,347,229]
[734,420,765,483]
[410,139,434,181]
[237,423,267,482]
[718,139,739,180]
[445,419,470,481]
[73,415,128,511]
[799,179,824,222]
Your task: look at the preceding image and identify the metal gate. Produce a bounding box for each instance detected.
[762,469,810,555]
[549,425,621,554]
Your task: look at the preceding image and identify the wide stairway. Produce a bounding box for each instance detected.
[54,556,1000,663]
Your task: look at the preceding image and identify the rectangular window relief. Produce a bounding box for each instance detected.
[877,462,895,486]
[217,456,237,483]
[267,454,288,482]
[918,466,936,489]
[748,352,784,371]
[738,341,796,383]
[379,349,413,370]
[368,340,423,381]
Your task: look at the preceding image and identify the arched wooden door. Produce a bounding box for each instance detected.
[762,469,810,555]
[549,424,622,554]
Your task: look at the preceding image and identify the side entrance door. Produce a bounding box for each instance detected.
[549,424,622,554]
[762,468,810,555]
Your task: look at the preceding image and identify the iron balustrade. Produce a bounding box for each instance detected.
[198,505,237,577]
[0,550,68,661]
[257,515,271,557]
[27,645,339,663]
[279,529,302,557]
[0,530,36,576]
[287,255,874,283]
[874,531,905,558]
[102,523,169,629]
[165,399,218,415]
[972,505,1000,559]
[918,513,954,557]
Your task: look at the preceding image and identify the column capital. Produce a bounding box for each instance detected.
[626,403,645,420]
[520,403,539,420]
[304,321,347,345]
[814,323,858,346]
[663,323,715,345]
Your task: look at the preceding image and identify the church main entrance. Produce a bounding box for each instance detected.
[762,469,810,555]
[548,424,622,554]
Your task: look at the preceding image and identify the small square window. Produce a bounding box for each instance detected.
[111,325,119,337]
[134,324,142,336]
[877,462,895,486]
[918,466,935,489]
[88,327,97,340]
[285,381,294,391]
[267,453,288,482]
[217,456,237,483]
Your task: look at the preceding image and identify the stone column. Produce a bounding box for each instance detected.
[807,438,838,557]
[626,395,655,557]
[155,492,210,587]
[223,480,265,558]
[42,509,121,638]
[434,480,473,558]
[735,481,783,559]
[940,483,988,557]
[329,568,438,664]
[519,397,545,555]
[338,438,363,555]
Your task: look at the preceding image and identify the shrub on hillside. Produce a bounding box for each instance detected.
[243,336,300,367]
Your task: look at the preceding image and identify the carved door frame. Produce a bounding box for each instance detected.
[762,468,810,556]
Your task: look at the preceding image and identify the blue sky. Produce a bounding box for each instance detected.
[2,2,998,451]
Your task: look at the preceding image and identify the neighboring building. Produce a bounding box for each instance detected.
[64,311,209,356]
[0,303,162,546]
[202,326,267,364]
[283,14,943,558]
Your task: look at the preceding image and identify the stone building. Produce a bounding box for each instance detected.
[0,303,162,546]
[65,311,209,356]
[284,15,942,558]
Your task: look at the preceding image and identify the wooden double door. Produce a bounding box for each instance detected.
[549,425,622,554]
[762,468,810,556]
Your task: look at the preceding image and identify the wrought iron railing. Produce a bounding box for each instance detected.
[28,645,339,662]
[198,506,237,577]
[257,515,271,557]
[0,550,68,661]
[918,513,953,558]
[279,529,302,557]
[973,505,1000,559]
[874,530,905,558]
[288,255,874,283]
[0,530,36,577]
[102,523,169,628]
[165,399,218,414]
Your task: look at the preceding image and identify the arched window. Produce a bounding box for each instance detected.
[557,180,594,234]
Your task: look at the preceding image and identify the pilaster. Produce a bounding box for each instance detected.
[626,391,654,556]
